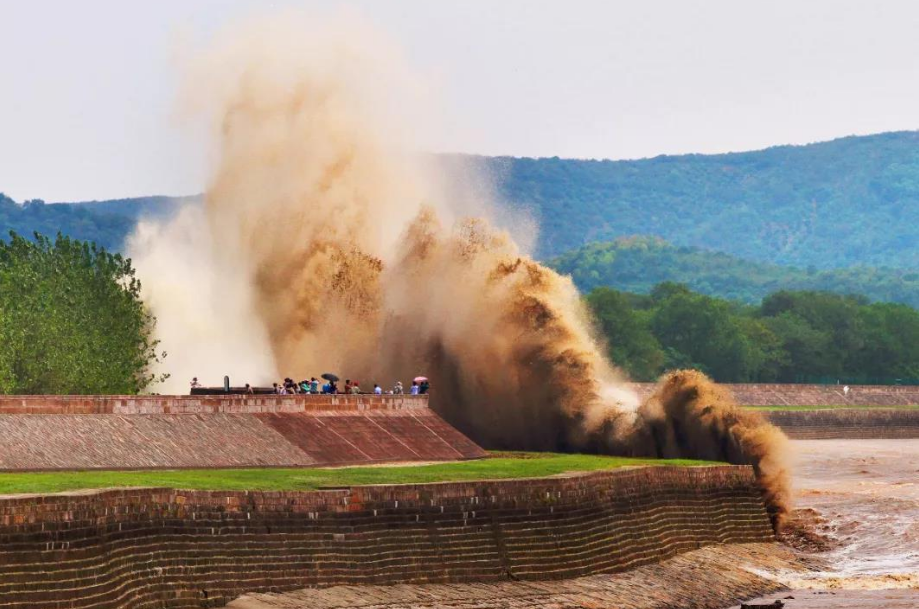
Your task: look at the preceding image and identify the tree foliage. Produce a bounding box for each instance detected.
[587,284,919,384]
[487,130,919,265]
[0,232,165,394]
[551,236,919,308]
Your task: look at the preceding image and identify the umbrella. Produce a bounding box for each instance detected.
[414,376,428,383]
[321,373,340,382]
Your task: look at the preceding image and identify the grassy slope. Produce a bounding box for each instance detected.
[0,452,718,495]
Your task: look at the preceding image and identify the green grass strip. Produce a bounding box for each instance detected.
[0,452,719,496]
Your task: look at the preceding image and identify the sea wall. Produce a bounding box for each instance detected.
[630,382,919,406]
[764,408,919,439]
[0,465,773,609]
[0,394,429,414]
[0,397,485,470]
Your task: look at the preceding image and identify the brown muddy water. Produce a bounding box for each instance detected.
[735,439,919,608]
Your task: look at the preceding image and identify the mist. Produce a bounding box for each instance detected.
[128,10,790,525]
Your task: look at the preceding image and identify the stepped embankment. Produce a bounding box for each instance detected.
[0,465,773,609]
[632,382,919,438]
[0,395,485,471]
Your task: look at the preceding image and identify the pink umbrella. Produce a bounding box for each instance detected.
[414,376,428,383]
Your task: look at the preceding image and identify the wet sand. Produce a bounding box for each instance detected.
[733,439,919,608]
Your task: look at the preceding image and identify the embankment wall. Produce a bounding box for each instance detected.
[763,408,919,439]
[0,465,772,609]
[630,382,919,406]
[631,382,919,438]
[0,396,485,470]
[0,394,429,415]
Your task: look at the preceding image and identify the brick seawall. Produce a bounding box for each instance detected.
[0,465,772,609]
[764,408,919,439]
[0,394,430,415]
[0,395,486,470]
[630,382,919,406]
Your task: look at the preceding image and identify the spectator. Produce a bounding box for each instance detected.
[393,381,403,394]
[245,383,254,395]
[344,379,352,394]
[310,377,319,393]
[190,377,202,389]
[419,379,430,395]
[410,381,420,395]
[373,383,382,395]
[299,379,310,393]
[272,382,280,394]
[350,380,362,394]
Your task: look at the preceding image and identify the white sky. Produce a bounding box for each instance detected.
[2,0,919,201]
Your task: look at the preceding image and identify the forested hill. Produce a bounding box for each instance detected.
[5,130,919,268]
[0,193,196,251]
[487,130,919,266]
[551,236,919,307]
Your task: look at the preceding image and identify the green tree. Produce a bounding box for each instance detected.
[0,232,165,394]
[586,288,664,380]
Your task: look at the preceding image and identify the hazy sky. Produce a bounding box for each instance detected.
[2,0,919,201]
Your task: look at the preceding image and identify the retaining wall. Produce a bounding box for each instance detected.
[0,465,773,609]
[0,396,485,470]
[0,394,430,415]
[764,408,919,439]
[630,382,919,406]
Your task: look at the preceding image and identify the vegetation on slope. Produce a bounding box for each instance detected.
[0,194,135,252]
[587,283,919,383]
[488,130,919,264]
[8,131,919,270]
[0,232,165,394]
[0,453,716,495]
[551,236,919,307]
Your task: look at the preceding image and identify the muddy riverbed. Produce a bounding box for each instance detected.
[734,439,919,608]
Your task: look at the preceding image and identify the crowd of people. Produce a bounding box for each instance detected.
[270,377,430,395]
[190,376,430,395]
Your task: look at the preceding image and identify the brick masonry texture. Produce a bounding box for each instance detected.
[0,394,432,415]
[0,466,774,609]
[228,542,798,609]
[630,382,919,438]
[0,396,486,471]
[763,408,919,439]
[629,382,919,406]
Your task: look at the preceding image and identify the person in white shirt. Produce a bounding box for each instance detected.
[373,384,382,395]
[410,381,420,395]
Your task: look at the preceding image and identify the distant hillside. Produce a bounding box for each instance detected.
[0,193,196,252]
[487,130,919,266]
[6,130,919,268]
[0,193,135,251]
[550,236,919,307]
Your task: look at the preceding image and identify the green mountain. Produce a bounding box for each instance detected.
[0,193,135,251]
[550,236,919,307]
[6,130,919,269]
[488,130,919,266]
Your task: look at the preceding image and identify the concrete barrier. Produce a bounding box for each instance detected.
[0,465,773,609]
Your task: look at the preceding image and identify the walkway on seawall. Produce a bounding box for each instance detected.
[0,465,775,609]
[0,395,486,471]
